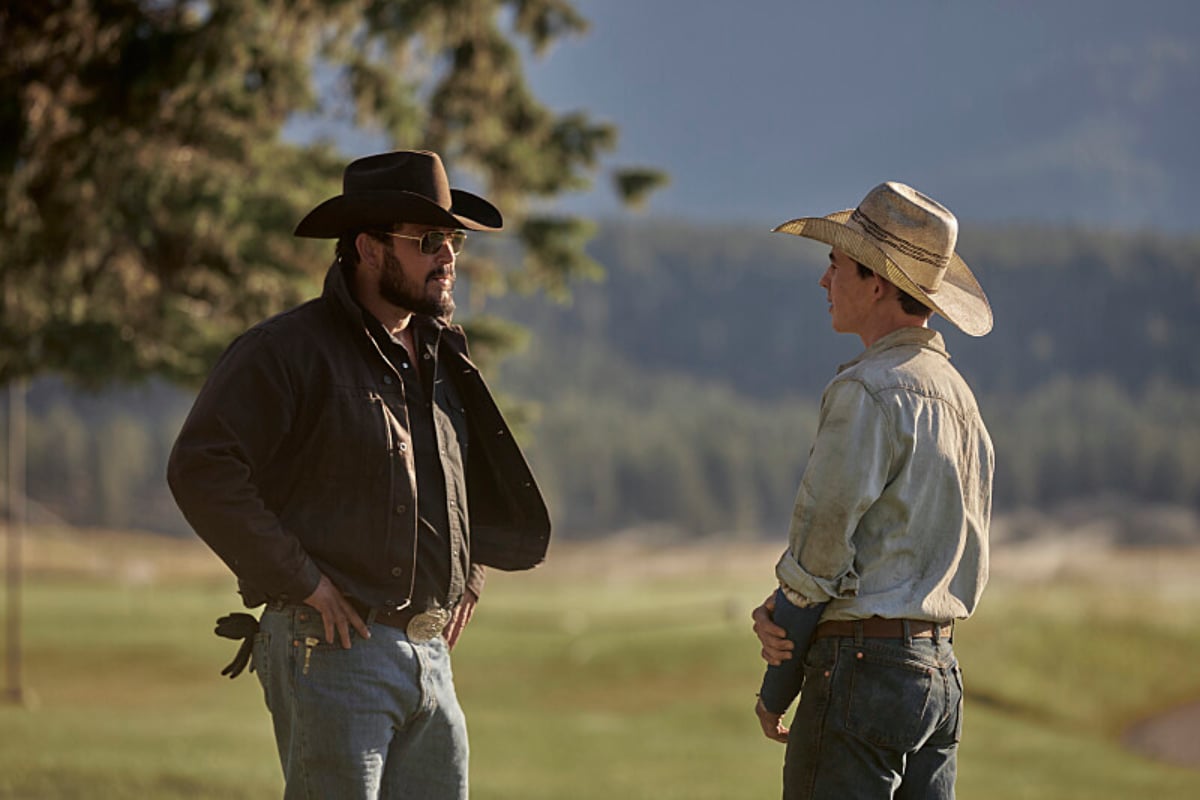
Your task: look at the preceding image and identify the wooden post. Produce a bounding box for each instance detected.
[4,378,25,705]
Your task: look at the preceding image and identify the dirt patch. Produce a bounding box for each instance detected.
[1124,700,1200,769]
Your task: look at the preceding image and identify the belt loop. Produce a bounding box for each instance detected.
[901,619,912,646]
[853,620,864,647]
[366,607,378,626]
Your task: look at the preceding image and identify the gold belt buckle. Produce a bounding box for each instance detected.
[406,607,452,643]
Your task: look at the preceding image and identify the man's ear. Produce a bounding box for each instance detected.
[871,272,890,300]
[355,232,380,270]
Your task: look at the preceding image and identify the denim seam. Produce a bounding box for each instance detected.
[802,645,838,798]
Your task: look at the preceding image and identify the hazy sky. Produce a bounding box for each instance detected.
[520,0,1200,230]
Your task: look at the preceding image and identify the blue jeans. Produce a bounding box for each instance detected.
[254,605,468,800]
[783,632,963,800]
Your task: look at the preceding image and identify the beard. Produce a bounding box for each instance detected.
[378,247,455,318]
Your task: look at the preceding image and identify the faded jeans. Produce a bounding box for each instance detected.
[254,605,468,800]
[783,632,963,800]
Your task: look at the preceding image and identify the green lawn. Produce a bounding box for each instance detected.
[1,540,1199,799]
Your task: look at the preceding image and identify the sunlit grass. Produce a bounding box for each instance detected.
[1,534,1199,798]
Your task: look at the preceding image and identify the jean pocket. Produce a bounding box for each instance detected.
[844,649,936,750]
[290,608,328,640]
[950,663,964,744]
[252,631,273,710]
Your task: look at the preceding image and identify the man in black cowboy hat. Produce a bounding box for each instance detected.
[749,182,994,799]
[168,150,550,799]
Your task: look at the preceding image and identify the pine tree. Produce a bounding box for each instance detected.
[0,0,666,386]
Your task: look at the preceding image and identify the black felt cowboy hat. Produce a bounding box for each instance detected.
[294,150,503,238]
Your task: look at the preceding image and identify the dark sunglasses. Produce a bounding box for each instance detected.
[381,230,467,255]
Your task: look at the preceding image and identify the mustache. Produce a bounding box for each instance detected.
[426,267,454,281]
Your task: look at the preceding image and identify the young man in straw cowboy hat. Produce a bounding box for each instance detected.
[168,150,550,799]
[749,182,994,799]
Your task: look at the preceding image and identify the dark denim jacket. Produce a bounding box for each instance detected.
[167,261,551,608]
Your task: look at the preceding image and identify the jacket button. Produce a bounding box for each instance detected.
[398,442,408,452]
[383,375,393,384]
[395,504,407,514]
[391,567,403,577]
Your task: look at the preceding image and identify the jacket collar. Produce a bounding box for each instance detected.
[321,259,475,366]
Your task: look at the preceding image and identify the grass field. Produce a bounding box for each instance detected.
[2,527,1200,799]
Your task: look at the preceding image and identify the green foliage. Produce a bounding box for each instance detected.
[483,219,1200,533]
[13,371,1200,540]
[987,377,1200,509]
[458,312,531,370]
[516,376,818,536]
[7,221,1200,537]
[514,215,602,297]
[4,379,192,534]
[495,219,1200,400]
[0,0,666,388]
[613,167,670,209]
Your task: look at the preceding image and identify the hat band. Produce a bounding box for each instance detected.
[850,209,951,270]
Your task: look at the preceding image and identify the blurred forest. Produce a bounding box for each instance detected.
[0,0,664,536]
[4,220,1198,538]
[3,2,1197,544]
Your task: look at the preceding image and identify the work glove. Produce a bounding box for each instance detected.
[214,612,260,678]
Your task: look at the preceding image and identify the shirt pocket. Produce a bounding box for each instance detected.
[434,374,469,459]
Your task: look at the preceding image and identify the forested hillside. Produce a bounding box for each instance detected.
[5,221,1199,539]
[488,221,1200,535]
[494,221,1200,397]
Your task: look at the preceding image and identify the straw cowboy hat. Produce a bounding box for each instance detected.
[773,182,992,336]
[294,150,502,238]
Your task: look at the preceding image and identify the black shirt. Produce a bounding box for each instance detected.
[364,312,470,611]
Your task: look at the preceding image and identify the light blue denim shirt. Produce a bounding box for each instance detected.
[775,327,994,622]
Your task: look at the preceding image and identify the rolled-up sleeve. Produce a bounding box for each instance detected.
[775,379,892,604]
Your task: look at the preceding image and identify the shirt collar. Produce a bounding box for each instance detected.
[837,326,948,374]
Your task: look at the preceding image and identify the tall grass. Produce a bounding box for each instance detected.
[1,534,1199,798]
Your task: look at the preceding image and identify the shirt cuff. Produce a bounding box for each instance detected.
[775,549,859,605]
[777,581,822,609]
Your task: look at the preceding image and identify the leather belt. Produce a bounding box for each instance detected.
[347,598,452,644]
[815,617,953,641]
